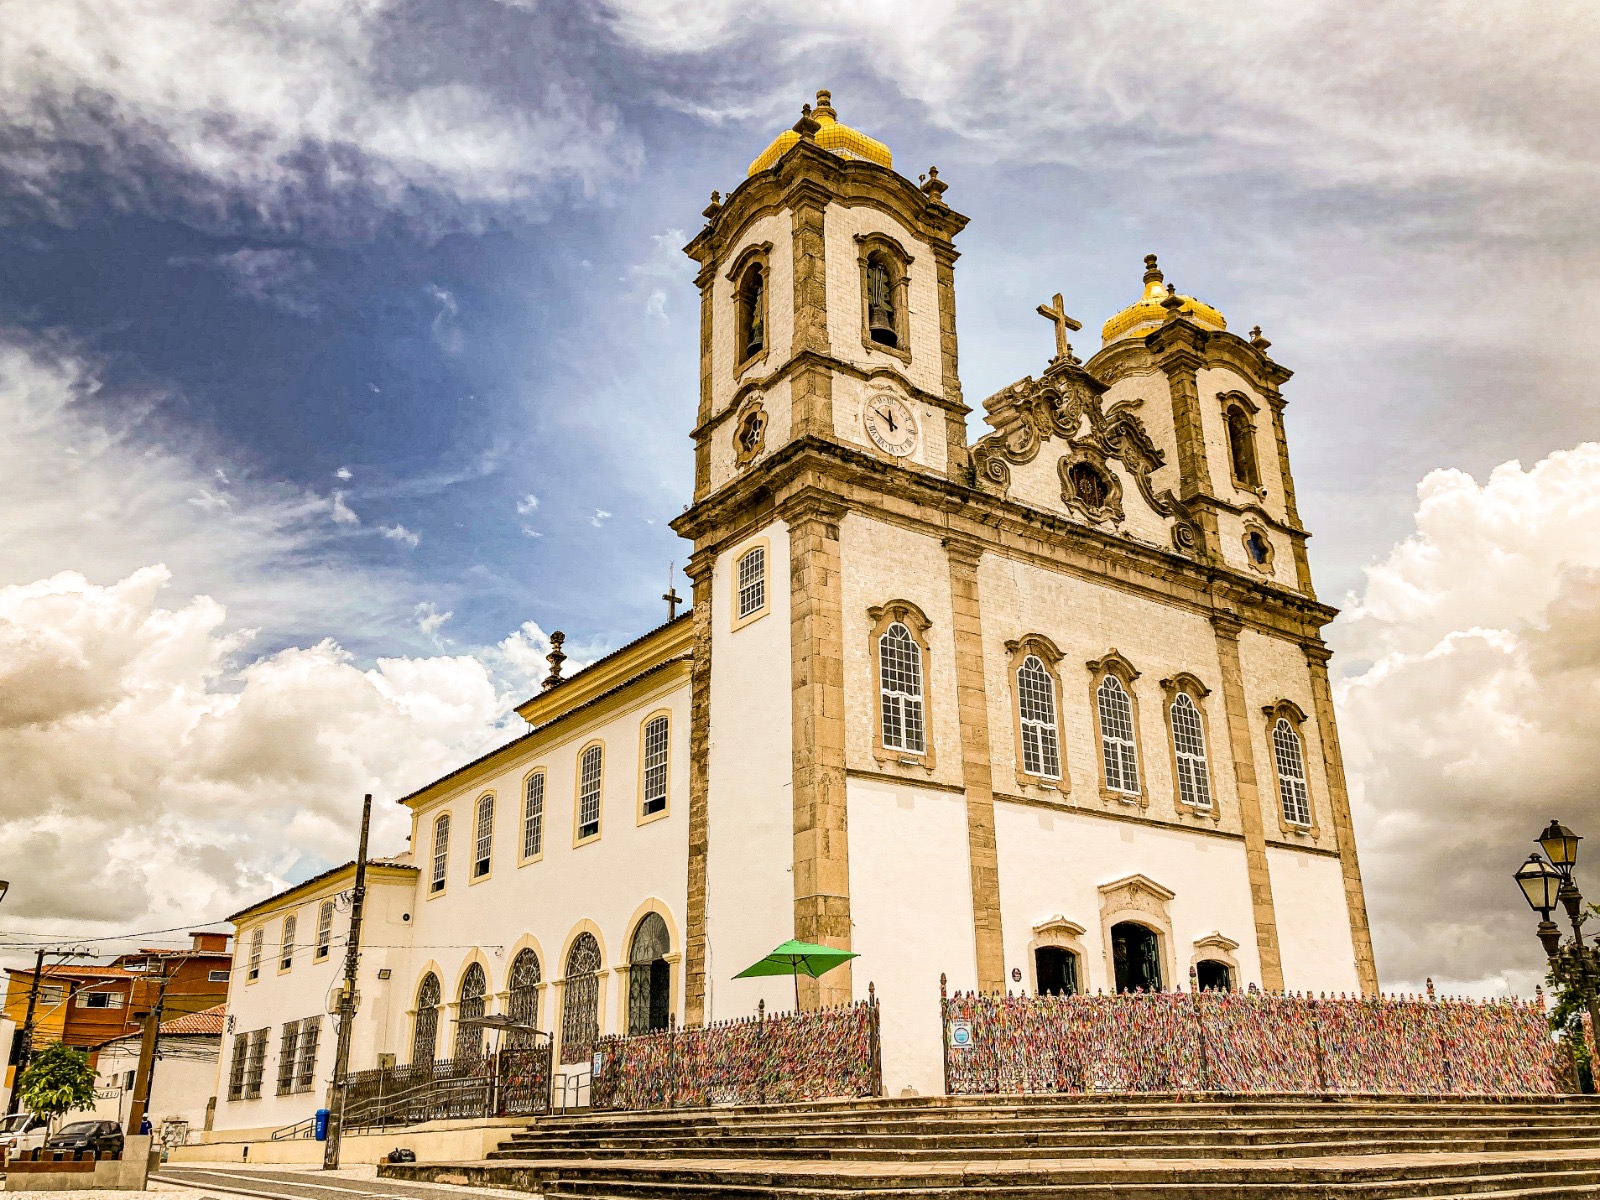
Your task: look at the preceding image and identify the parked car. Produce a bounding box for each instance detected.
[0,1112,48,1158]
[43,1120,123,1157]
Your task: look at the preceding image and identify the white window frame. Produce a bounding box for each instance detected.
[472,793,495,880]
[1170,692,1212,811]
[430,813,450,894]
[522,771,545,862]
[878,622,926,754]
[639,714,670,821]
[248,927,264,982]
[1273,718,1312,827]
[575,743,603,844]
[314,900,334,962]
[1097,675,1140,797]
[1017,655,1062,780]
[279,914,296,972]
[731,540,770,629]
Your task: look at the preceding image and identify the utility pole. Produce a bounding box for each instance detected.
[322,794,371,1171]
[7,948,48,1115]
[126,957,172,1135]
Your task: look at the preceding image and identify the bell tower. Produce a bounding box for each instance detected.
[680,91,971,503]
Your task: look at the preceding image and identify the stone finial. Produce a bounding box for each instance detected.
[1160,282,1185,319]
[1143,253,1164,285]
[702,190,722,220]
[814,89,837,120]
[920,165,949,204]
[542,630,567,690]
[793,104,820,140]
[1249,325,1272,352]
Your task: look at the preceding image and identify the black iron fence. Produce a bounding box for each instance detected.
[339,1038,553,1131]
[941,976,1558,1096]
[591,988,881,1111]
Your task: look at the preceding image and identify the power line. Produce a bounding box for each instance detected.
[0,917,232,951]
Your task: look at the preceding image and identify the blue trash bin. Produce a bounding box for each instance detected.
[314,1109,329,1141]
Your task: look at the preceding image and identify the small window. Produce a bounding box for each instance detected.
[737,546,765,621]
[523,772,545,860]
[1097,676,1139,795]
[641,715,669,817]
[1273,718,1312,826]
[280,915,296,971]
[1245,531,1270,565]
[736,262,766,363]
[314,900,334,962]
[1017,655,1061,779]
[1170,693,1212,810]
[248,927,264,981]
[473,794,494,878]
[209,970,230,983]
[1227,407,1260,490]
[1034,947,1079,996]
[1195,960,1233,991]
[577,744,603,841]
[879,622,925,754]
[276,1021,300,1096]
[227,1036,249,1101]
[296,1017,321,1091]
[77,991,117,1009]
[430,813,450,893]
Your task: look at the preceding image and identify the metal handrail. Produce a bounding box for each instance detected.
[552,1067,591,1112]
[269,1117,316,1141]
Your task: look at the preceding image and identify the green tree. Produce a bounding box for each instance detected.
[1544,901,1600,1092]
[16,1042,98,1127]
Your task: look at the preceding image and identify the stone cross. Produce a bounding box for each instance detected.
[1036,293,1082,362]
[663,563,682,620]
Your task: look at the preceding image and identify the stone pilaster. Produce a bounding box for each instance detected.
[1266,392,1316,596]
[945,537,1006,993]
[682,550,715,1025]
[1150,328,1219,559]
[1304,642,1379,995]
[933,244,968,478]
[789,195,834,442]
[783,491,852,1007]
[1211,612,1285,991]
[693,264,716,502]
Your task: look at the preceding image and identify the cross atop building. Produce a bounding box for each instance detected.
[1036,292,1082,364]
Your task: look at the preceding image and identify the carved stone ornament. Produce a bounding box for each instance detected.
[1193,931,1240,955]
[970,359,1195,537]
[1058,448,1123,524]
[1097,873,1176,921]
[732,397,768,468]
[1032,915,1087,940]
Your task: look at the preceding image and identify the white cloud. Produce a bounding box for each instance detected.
[336,467,353,481]
[330,490,360,525]
[1333,443,1600,993]
[590,509,612,528]
[521,526,543,538]
[381,523,419,547]
[516,494,540,515]
[427,284,463,354]
[1,0,642,233]
[208,247,321,317]
[414,602,452,639]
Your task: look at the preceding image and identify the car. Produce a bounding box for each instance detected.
[42,1120,124,1157]
[0,1112,48,1158]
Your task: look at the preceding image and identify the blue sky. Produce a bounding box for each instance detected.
[2,2,1598,992]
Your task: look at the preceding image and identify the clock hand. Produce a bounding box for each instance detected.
[876,407,897,432]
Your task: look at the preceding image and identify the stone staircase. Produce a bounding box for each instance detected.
[378,1092,1600,1198]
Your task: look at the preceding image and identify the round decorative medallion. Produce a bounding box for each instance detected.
[863,393,919,458]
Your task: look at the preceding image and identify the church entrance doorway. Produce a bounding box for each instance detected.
[1195,959,1233,991]
[1111,921,1162,992]
[1034,946,1079,996]
[627,913,671,1034]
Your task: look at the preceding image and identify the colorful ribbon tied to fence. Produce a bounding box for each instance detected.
[942,985,1556,1096]
[591,995,882,1111]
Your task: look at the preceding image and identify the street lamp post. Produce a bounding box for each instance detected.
[1515,820,1600,1085]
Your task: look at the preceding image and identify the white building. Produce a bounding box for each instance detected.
[92,1005,224,1141]
[208,90,1378,1133]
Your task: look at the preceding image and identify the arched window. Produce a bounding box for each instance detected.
[473,794,494,879]
[314,900,334,962]
[454,963,487,1061]
[507,949,541,1048]
[430,813,450,893]
[1227,407,1260,489]
[559,934,602,1064]
[1169,693,1212,810]
[627,914,671,1035]
[413,973,441,1065]
[1017,655,1061,779]
[1097,676,1139,795]
[1034,946,1079,996]
[865,255,899,348]
[1273,718,1312,826]
[279,915,296,972]
[736,262,766,362]
[248,927,264,981]
[1195,960,1233,991]
[576,745,603,841]
[1111,921,1162,993]
[879,622,925,753]
[522,772,545,860]
[736,545,766,622]
[641,715,669,817]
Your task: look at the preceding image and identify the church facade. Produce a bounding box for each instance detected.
[212,92,1377,1131]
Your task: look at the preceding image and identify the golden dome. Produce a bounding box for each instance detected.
[747,90,893,176]
[1101,255,1227,344]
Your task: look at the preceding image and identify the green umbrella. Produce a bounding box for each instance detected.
[734,939,859,1013]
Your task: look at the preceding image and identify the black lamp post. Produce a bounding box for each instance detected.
[1515,820,1600,1077]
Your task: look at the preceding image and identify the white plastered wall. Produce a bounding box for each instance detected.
[832,373,950,477]
[708,377,792,493]
[398,672,692,1069]
[93,1036,219,1134]
[846,775,977,1097]
[1266,847,1360,993]
[703,520,796,1021]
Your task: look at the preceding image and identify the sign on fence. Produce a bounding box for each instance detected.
[940,976,1558,1096]
[591,990,882,1111]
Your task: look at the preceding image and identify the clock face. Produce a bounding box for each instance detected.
[863,394,919,458]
